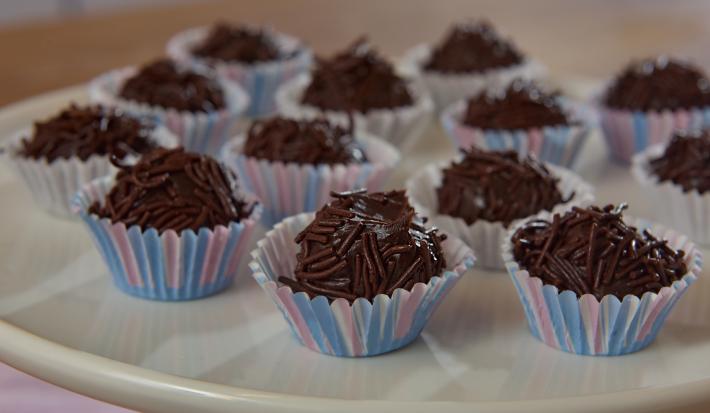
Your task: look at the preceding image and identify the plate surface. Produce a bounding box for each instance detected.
[1,84,710,413]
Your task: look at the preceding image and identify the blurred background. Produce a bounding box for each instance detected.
[0,0,709,106]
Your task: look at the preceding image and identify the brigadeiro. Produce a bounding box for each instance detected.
[249,189,475,357]
[599,57,710,163]
[632,129,710,245]
[401,20,544,110]
[73,147,260,300]
[406,147,592,269]
[1,104,177,217]
[221,115,400,225]
[89,58,249,155]
[502,203,700,355]
[275,38,433,149]
[167,22,312,117]
[440,79,590,168]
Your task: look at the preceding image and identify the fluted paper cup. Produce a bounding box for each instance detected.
[632,144,710,245]
[249,212,475,357]
[599,104,710,164]
[72,176,261,301]
[220,133,400,226]
[502,214,701,356]
[400,43,545,111]
[275,73,434,150]
[167,25,312,118]
[406,162,594,269]
[441,98,590,168]
[88,66,250,156]
[1,125,177,218]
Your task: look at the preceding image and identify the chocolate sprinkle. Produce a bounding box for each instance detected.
[437,148,572,227]
[463,80,569,130]
[604,57,710,111]
[301,38,413,113]
[17,104,155,163]
[119,59,226,113]
[649,129,710,193]
[89,147,253,233]
[511,204,688,300]
[192,22,280,63]
[243,116,366,165]
[280,189,447,302]
[424,20,523,74]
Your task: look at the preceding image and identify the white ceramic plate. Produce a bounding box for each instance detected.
[1,84,709,413]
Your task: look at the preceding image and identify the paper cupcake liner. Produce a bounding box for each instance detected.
[1,125,177,218]
[220,133,401,226]
[502,215,702,356]
[167,26,313,118]
[400,44,546,111]
[406,162,594,270]
[249,212,475,357]
[599,105,710,164]
[88,66,250,156]
[71,176,261,301]
[274,73,434,150]
[440,99,590,168]
[632,144,710,245]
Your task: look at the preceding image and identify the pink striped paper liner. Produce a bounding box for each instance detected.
[249,212,475,357]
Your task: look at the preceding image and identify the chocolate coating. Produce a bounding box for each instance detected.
[511,204,688,300]
[243,116,366,165]
[650,129,710,193]
[192,23,280,63]
[463,80,569,130]
[89,147,253,233]
[279,189,447,302]
[604,57,710,111]
[437,148,571,227]
[17,104,155,163]
[119,59,226,112]
[424,21,524,73]
[301,38,413,112]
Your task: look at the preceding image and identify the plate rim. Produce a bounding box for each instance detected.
[1,85,709,413]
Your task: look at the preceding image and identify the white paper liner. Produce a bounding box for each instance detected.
[166,25,313,118]
[406,162,594,269]
[88,66,250,156]
[632,144,710,245]
[1,125,177,218]
[249,212,475,357]
[220,132,400,225]
[399,43,546,111]
[502,213,701,355]
[274,73,434,150]
[440,98,590,168]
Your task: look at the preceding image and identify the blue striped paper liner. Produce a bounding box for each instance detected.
[88,66,250,156]
[249,213,475,357]
[502,215,702,356]
[72,176,261,301]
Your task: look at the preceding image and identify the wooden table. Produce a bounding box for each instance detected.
[0,0,709,107]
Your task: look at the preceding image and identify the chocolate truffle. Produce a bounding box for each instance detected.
[243,116,366,165]
[192,23,280,63]
[119,59,226,112]
[437,148,571,227]
[463,80,569,130]
[649,129,710,193]
[279,189,447,302]
[511,204,688,300]
[424,21,524,73]
[301,38,413,112]
[17,104,156,163]
[89,147,253,233]
[604,57,710,111]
